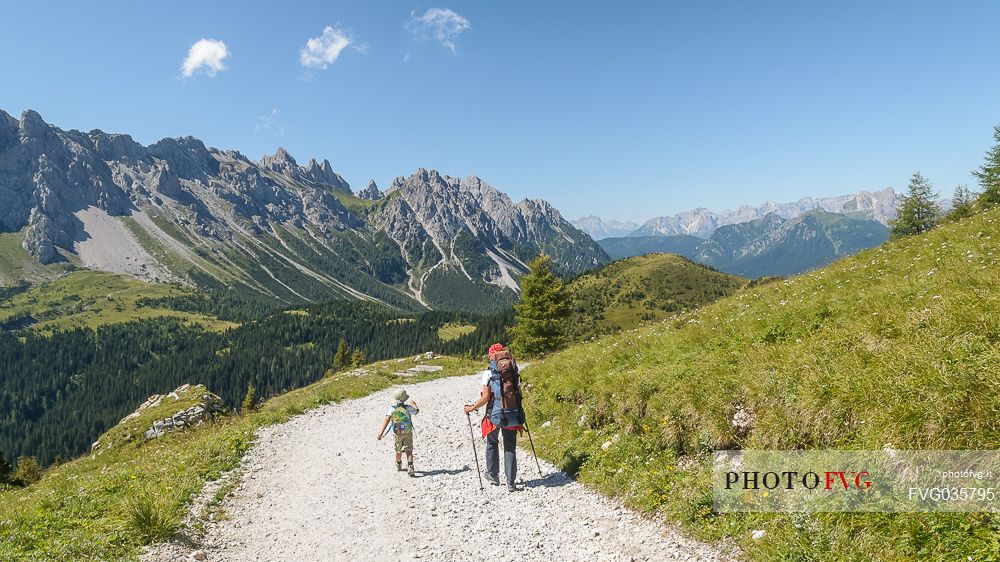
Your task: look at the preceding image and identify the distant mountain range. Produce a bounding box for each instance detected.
[573,188,897,240]
[570,216,640,240]
[599,210,889,278]
[0,109,609,312]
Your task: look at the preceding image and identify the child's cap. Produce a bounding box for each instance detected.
[394,389,409,402]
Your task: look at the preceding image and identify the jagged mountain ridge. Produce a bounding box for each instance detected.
[570,215,640,240]
[599,209,889,278]
[628,188,897,238]
[0,109,609,312]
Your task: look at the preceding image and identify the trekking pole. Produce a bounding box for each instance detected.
[465,411,484,491]
[523,421,545,478]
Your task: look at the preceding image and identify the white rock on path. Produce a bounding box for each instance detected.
[144,374,737,562]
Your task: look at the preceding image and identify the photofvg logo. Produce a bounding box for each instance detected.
[713,450,1000,513]
[725,469,872,492]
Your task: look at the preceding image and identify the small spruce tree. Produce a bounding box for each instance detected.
[350,349,365,368]
[510,254,571,356]
[241,383,257,414]
[332,337,350,371]
[972,124,1000,210]
[890,171,940,237]
[12,456,41,486]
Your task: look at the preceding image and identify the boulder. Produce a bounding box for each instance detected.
[143,388,227,440]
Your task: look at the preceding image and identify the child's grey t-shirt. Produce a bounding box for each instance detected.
[386,404,418,417]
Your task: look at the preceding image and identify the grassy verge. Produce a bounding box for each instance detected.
[524,210,1000,561]
[0,355,480,561]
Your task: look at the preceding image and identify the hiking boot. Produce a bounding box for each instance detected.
[408,464,415,477]
[483,471,500,486]
[507,483,517,492]
[396,461,403,472]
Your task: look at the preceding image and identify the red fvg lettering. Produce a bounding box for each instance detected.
[824,471,872,490]
[724,470,872,490]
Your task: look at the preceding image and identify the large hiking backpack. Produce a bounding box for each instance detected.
[487,349,525,428]
[391,403,413,434]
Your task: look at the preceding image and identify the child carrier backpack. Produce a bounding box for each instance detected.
[391,403,413,434]
[487,349,525,428]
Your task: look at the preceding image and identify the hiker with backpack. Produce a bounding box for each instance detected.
[463,343,524,492]
[377,389,420,476]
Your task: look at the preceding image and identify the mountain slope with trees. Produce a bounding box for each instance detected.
[565,253,747,338]
[0,300,512,467]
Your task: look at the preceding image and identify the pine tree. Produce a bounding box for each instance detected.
[945,185,978,222]
[890,172,941,237]
[972,124,1000,210]
[510,255,571,356]
[332,337,350,371]
[241,383,257,414]
[350,349,365,368]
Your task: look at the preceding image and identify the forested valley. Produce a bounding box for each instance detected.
[0,296,512,467]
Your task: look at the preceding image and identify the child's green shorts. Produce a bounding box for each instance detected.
[395,431,413,453]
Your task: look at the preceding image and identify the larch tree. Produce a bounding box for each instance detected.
[946,185,978,222]
[890,171,940,237]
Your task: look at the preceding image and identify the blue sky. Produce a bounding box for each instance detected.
[2,1,999,222]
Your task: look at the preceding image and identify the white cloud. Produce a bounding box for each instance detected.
[181,39,229,78]
[300,26,366,70]
[255,109,287,137]
[406,8,471,54]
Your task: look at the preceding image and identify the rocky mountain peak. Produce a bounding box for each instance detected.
[387,176,406,192]
[257,149,350,192]
[358,179,383,200]
[300,157,350,192]
[90,131,147,163]
[0,110,19,151]
[17,110,52,142]
[148,136,218,180]
[259,147,298,172]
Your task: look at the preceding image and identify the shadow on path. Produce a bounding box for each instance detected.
[521,471,573,489]
[413,466,471,478]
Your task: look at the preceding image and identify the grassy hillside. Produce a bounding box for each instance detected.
[0,270,235,332]
[437,322,477,342]
[0,355,480,561]
[566,253,747,338]
[0,232,75,286]
[525,209,999,560]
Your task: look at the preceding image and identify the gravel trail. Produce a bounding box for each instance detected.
[159,373,734,561]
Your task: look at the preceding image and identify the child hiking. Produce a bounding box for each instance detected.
[463,343,525,492]
[377,389,420,476]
